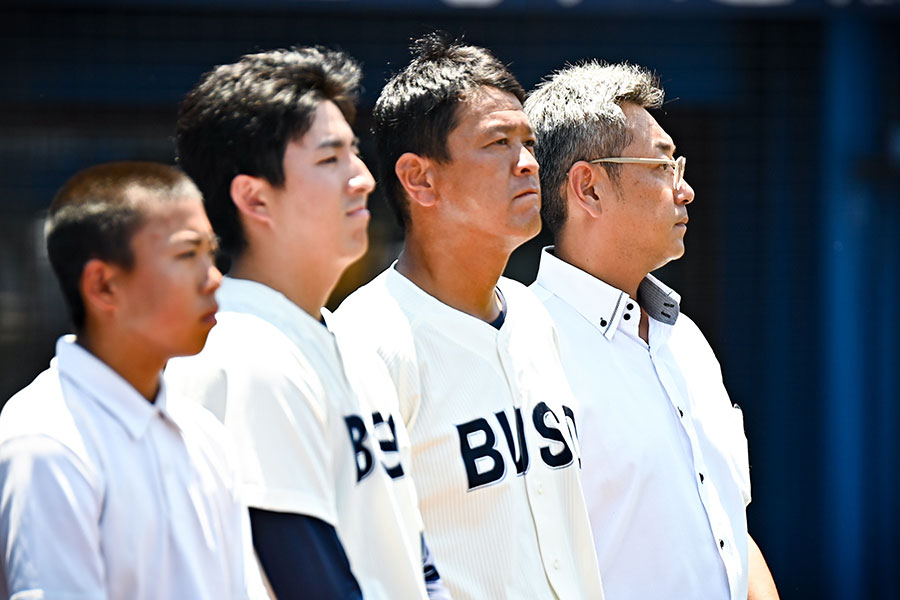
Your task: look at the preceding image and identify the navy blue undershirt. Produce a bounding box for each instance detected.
[249,508,362,600]
[488,288,507,330]
[250,496,451,598]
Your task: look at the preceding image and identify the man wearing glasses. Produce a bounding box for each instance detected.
[524,61,779,599]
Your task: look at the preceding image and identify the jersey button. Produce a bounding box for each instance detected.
[536,483,544,495]
[553,559,560,570]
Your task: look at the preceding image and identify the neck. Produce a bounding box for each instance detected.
[555,233,646,299]
[77,327,163,403]
[397,231,507,322]
[229,244,338,319]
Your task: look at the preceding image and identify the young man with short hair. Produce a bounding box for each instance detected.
[165,47,443,599]
[0,161,264,598]
[334,35,605,600]
[525,61,779,600]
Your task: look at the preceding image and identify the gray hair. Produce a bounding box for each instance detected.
[524,61,663,237]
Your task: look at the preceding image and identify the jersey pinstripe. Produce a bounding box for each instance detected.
[165,277,427,600]
[334,266,605,600]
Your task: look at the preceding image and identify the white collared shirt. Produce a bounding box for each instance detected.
[531,247,752,600]
[334,265,605,600]
[0,336,264,600]
[165,277,428,600]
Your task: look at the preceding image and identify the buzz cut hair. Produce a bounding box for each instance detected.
[524,61,664,238]
[373,32,526,230]
[45,161,201,331]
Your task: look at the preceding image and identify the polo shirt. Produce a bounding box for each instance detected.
[333,265,605,600]
[164,277,428,600]
[0,336,263,600]
[531,247,752,600]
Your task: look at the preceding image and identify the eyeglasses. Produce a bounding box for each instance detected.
[587,156,686,191]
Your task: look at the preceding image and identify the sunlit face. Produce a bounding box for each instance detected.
[116,196,221,359]
[430,86,541,250]
[268,100,375,273]
[606,103,695,271]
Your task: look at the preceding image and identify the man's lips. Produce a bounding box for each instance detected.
[514,189,540,201]
[346,204,370,218]
[201,306,218,324]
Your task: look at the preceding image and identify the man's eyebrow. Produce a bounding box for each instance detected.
[655,141,675,155]
[317,136,360,150]
[173,231,217,246]
[482,123,535,137]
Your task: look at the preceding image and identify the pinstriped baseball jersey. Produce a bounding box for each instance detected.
[334,265,605,600]
[165,277,428,600]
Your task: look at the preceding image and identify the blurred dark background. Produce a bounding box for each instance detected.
[1,0,898,598]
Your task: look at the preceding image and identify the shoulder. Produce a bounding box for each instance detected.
[499,276,560,342]
[337,269,417,328]
[334,270,419,363]
[166,312,328,425]
[500,276,554,319]
[670,312,720,366]
[0,369,62,440]
[1,368,89,455]
[179,310,320,383]
[0,369,102,495]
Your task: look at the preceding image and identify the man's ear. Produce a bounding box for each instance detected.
[568,161,610,220]
[230,174,273,227]
[80,258,121,319]
[395,153,437,208]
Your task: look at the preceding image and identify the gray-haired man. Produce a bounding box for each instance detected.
[524,61,779,600]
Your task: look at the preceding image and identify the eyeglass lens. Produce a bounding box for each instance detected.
[675,157,686,190]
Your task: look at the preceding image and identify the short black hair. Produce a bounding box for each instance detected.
[46,161,201,331]
[176,47,362,261]
[373,33,525,230]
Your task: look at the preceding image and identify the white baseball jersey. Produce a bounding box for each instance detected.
[0,336,265,600]
[333,265,605,600]
[165,277,427,600]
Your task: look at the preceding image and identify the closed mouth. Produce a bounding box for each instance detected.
[346,204,370,217]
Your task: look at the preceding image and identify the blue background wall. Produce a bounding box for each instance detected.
[1,1,898,597]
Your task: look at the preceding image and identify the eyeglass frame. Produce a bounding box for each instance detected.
[585,156,686,191]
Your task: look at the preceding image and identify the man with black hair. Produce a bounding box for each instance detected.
[166,47,444,599]
[334,34,605,600]
[0,161,265,598]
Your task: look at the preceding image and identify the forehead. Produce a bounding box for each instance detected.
[621,103,674,154]
[132,195,209,242]
[452,86,529,134]
[294,100,354,148]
